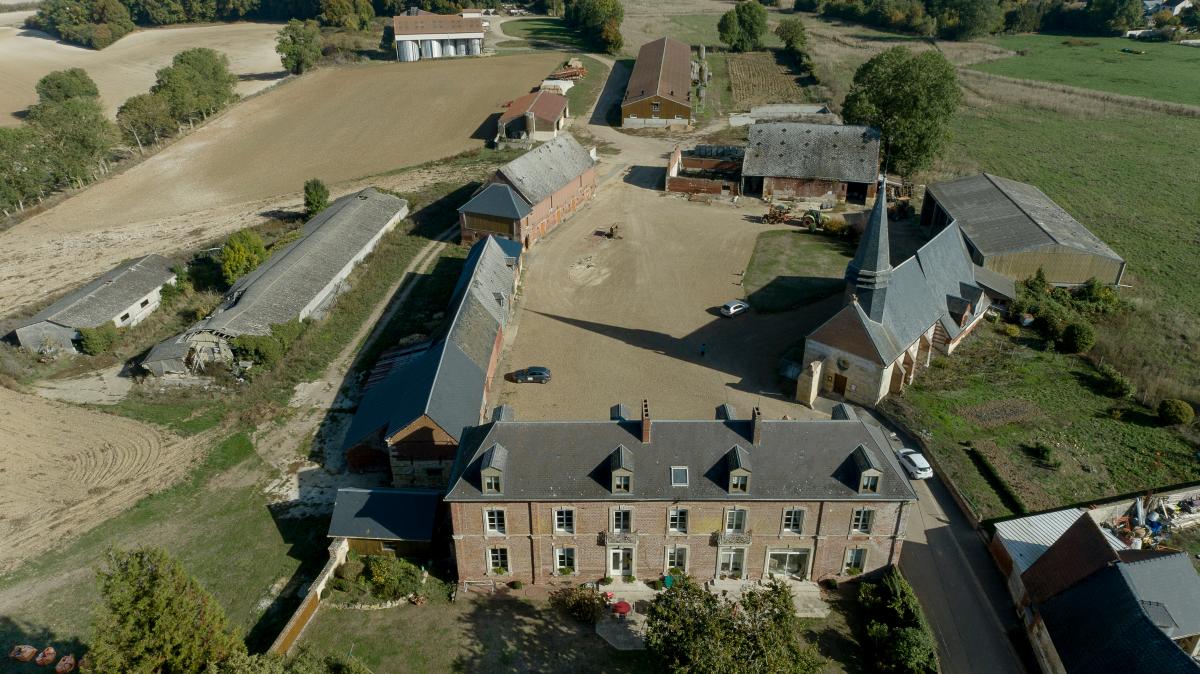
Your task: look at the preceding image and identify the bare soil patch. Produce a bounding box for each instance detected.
[0,386,207,573]
[727,51,804,109]
[959,399,1043,429]
[0,52,565,317]
[0,21,284,127]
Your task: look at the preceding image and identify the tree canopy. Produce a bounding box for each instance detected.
[317,0,372,29]
[842,46,961,179]
[1088,0,1144,33]
[563,0,624,54]
[152,47,238,122]
[774,17,807,58]
[221,228,267,286]
[304,177,329,218]
[35,68,100,105]
[276,18,322,74]
[719,1,769,51]
[117,92,175,149]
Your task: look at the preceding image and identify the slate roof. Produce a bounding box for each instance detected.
[195,188,407,337]
[497,135,594,207]
[446,415,918,502]
[459,184,532,221]
[742,123,880,183]
[18,255,175,330]
[392,12,483,36]
[499,90,568,124]
[624,37,693,107]
[328,488,441,542]
[342,236,519,449]
[1121,552,1200,638]
[1038,565,1200,674]
[926,174,1123,261]
[994,509,1125,573]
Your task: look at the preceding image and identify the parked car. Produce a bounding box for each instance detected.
[720,300,750,317]
[511,366,551,384]
[896,449,933,480]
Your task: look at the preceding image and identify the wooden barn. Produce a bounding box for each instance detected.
[922,173,1126,286]
[621,37,693,128]
[741,122,880,204]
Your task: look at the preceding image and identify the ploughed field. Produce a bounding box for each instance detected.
[0,51,566,317]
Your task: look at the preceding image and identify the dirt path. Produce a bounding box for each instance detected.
[255,226,457,516]
[0,386,210,573]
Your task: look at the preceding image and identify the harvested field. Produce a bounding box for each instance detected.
[727,51,804,110]
[0,52,566,317]
[0,387,206,573]
[0,21,284,127]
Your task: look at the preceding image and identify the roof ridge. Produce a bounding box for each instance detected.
[984,173,1066,247]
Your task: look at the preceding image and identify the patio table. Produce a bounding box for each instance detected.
[613,600,632,619]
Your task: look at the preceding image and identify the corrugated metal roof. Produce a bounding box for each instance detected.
[458,183,532,221]
[926,174,1124,261]
[995,509,1103,573]
[497,134,594,207]
[328,487,441,542]
[18,255,175,330]
[624,37,693,108]
[742,122,880,183]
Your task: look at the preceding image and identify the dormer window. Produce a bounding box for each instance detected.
[851,444,883,495]
[671,466,689,487]
[727,445,751,494]
[610,444,633,495]
[480,442,507,495]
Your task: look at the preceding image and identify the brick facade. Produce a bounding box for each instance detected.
[450,498,908,585]
[461,166,597,249]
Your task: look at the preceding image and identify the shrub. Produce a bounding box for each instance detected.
[649,579,663,590]
[600,576,613,585]
[1108,406,1125,421]
[231,334,283,368]
[1159,399,1195,426]
[78,323,120,355]
[336,558,364,580]
[820,577,838,590]
[1029,441,1062,470]
[1058,322,1096,353]
[220,229,267,286]
[794,0,821,10]
[509,580,524,590]
[549,585,607,624]
[1096,363,1136,399]
[557,566,574,576]
[304,178,329,218]
[844,566,862,576]
[1001,323,1020,338]
[858,568,938,674]
[364,555,422,600]
[1033,310,1066,342]
[623,574,636,583]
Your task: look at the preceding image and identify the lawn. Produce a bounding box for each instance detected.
[501,17,587,50]
[695,52,733,122]
[566,55,610,116]
[971,34,1200,108]
[0,432,329,652]
[743,230,856,312]
[881,328,1200,521]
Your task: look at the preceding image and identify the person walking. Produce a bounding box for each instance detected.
[699,343,708,358]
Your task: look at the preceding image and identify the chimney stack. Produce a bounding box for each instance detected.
[751,407,762,445]
[641,399,651,444]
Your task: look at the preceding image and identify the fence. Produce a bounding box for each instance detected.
[268,537,349,655]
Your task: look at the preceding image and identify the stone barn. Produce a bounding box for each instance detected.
[922,173,1126,287]
[741,122,880,204]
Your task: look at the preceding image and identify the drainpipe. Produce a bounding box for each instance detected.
[528,502,538,585]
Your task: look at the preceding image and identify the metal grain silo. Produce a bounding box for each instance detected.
[398,40,419,62]
[443,39,456,57]
[469,38,481,55]
[428,39,442,58]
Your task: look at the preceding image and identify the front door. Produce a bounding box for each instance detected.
[832,374,848,396]
[767,550,811,579]
[609,547,633,576]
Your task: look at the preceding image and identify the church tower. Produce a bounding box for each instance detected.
[844,177,892,322]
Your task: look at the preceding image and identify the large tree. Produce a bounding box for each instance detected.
[152,47,238,122]
[84,547,244,673]
[276,19,322,74]
[221,228,267,285]
[27,96,116,187]
[842,46,960,179]
[1088,0,1144,33]
[117,92,176,150]
[0,128,52,212]
[774,16,807,57]
[318,0,372,29]
[35,68,100,104]
[719,0,769,51]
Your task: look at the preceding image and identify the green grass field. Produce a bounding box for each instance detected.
[565,55,610,116]
[743,230,856,312]
[501,17,587,50]
[972,35,1200,107]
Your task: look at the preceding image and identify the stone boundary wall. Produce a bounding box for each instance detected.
[269,537,349,655]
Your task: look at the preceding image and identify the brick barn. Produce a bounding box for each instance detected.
[458,134,596,248]
[444,402,916,585]
[621,37,694,128]
[741,122,880,204]
[340,236,521,488]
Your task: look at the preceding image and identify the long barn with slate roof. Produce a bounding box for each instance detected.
[796,179,1015,407]
[11,255,176,353]
[445,401,917,585]
[341,236,522,488]
[741,122,881,204]
[142,188,407,376]
[459,134,596,248]
[921,173,1125,286]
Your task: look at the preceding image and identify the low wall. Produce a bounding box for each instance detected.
[666,175,740,196]
[269,537,349,655]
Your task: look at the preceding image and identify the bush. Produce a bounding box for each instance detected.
[336,558,364,580]
[623,574,636,583]
[230,334,283,368]
[794,0,822,10]
[304,177,329,218]
[220,229,267,286]
[1096,362,1136,399]
[509,580,524,590]
[1058,322,1096,353]
[364,555,422,600]
[1159,399,1195,426]
[1002,323,1020,338]
[78,323,120,355]
[820,577,839,590]
[600,576,613,585]
[1029,441,1062,470]
[858,568,938,674]
[549,585,607,624]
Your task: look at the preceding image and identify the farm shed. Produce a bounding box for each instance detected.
[621,37,694,128]
[141,188,407,376]
[329,487,442,556]
[921,173,1126,286]
[341,236,521,488]
[11,254,175,353]
[665,144,744,197]
[460,134,596,248]
[730,103,840,127]
[392,8,484,62]
[495,89,569,143]
[741,122,881,204]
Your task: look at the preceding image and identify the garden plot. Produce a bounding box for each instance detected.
[726,51,804,109]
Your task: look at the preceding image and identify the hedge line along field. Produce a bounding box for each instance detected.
[971,35,1200,108]
[0,51,566,318]
[0,21,283,127]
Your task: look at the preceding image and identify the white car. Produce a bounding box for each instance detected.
[720,300,750,317]
[896,449,934,480]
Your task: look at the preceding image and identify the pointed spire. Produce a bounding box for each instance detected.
[845,176,892,322]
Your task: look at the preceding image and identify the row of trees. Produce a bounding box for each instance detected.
[117,48,239,153]
[563,0,624,54]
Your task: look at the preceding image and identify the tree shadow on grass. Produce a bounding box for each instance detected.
[0,617,88,672]
[243,513,331,653]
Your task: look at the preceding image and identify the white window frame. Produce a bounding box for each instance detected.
[668,507,689,534]
[725,508,746,534]
[484,508,506,535]
[612,508,632,533]
[730,474,749,493]
[670,466,689,487]
[851,508,874,534]
[717,547,746,578]
[555,546,576,575]
[665,545,689,573]
[844,547,867,574]
[488,547,509,574]
[766,548,812,579]
[781,508,805,535]
[554,508,575,535]
[483,475,502,494]
[861,475,880,493]
[613,474,631,493]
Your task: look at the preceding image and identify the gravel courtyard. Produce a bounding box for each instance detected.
[494,169,839,423]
